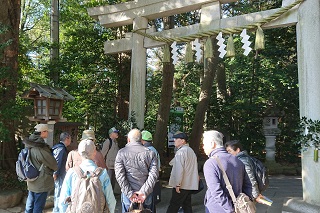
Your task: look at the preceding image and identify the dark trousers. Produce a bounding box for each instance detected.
[166,188,193,213]
[107,169,116,190]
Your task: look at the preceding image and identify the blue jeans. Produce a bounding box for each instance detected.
[25,191,48,213]
[121,192,153,213]
[52,177,63,213]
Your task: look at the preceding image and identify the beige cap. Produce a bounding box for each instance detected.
[34,124,52,132]
[78,139,95,159]
[81,129,96,141]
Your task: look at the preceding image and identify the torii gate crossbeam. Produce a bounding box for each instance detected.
[88,0,320,210]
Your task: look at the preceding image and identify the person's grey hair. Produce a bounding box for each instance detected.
[203,130,224,148]
[60,132,70,142]
[127,128,141,142]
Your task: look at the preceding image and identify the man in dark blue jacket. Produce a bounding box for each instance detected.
[52,132,71,213]
[202,130,252,213]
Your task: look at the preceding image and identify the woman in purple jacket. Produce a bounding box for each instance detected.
[202,130,252,213]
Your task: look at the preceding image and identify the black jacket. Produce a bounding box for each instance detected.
[236,151,260,198]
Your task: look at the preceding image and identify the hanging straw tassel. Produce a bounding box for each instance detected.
[204,37,213,59]
[226,34,235,57]
[185,42,194,63]
[163,44,171,63]
[255,25,265,50]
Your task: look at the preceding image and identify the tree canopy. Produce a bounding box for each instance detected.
[0,0,301,171]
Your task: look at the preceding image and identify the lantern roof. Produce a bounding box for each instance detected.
[22,83,75,101]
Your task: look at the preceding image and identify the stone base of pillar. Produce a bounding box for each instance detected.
[283,198,320,213]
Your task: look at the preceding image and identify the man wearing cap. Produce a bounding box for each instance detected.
[51,132,71,213]
[59,139,116,213]
[166,131,199,213]
[65,129,106,171]
[34,123,52,141]
[115,128,158,213]
[141,130,161,213]
[24,126,58,213]
[101,127,120,189]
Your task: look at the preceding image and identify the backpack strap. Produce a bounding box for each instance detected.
[212,156,237,204]
[92,167,104,177]
[104,138,113,161]
[27,148,44,171]
[73,166,86,178]
[108,138,112,150]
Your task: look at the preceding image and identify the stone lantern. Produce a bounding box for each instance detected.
[22,83,77,147]
[22,83,75,122]
[262,104,281,162]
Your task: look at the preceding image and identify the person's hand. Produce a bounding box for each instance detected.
[255,194,264,203]
[53,174,57,181]
[176,186,181,193]
[129,193,139,203]
[135,191,146,203]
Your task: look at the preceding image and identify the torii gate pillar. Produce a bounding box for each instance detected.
[130,17,148,129]
[297,0,320,206]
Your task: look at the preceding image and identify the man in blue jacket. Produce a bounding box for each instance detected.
[52,132,71,213]
[202,130,252,213]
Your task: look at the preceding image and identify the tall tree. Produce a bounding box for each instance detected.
[0,0,21,170]
[153,16,175,154]
[189,37,219,154]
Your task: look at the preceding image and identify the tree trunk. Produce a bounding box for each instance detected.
[0,0,21,170]
[189,36,219,155]
[50,0,60,84]
[153,16,175,156]
[118,53,131,120]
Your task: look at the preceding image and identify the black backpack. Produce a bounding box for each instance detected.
[250,156,269,192]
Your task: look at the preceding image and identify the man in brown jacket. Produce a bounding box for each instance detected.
[24,124,58,213]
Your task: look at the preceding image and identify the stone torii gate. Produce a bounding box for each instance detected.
[88,0,320,211]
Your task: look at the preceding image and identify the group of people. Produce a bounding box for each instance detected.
[23,123,265,213]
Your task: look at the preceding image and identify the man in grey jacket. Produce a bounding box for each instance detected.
[101,127,120,190]
[115,128,159,213]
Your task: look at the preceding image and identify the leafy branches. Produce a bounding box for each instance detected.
[295,117,320,151]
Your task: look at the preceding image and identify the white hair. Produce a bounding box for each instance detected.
[127,128,141,142]
[203,130,224,148]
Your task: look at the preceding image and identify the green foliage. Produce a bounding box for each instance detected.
[295,117,320,151]
[15,0,300,165]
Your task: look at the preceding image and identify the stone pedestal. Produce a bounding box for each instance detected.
[265,135,276,161]
[263,128,280,162]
